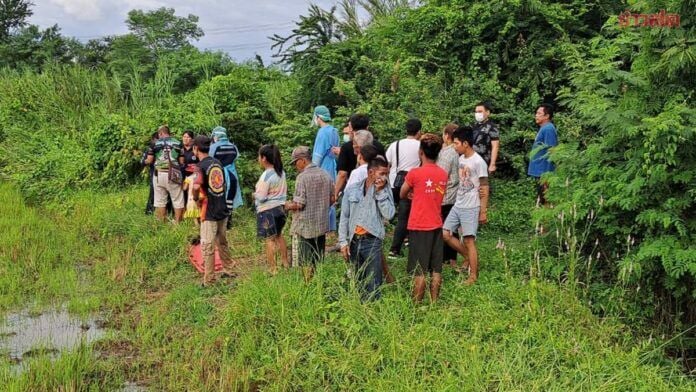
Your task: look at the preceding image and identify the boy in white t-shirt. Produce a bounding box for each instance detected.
[442,126,489,285]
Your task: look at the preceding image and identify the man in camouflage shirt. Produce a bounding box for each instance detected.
[144,125,186,222]
[471,102,501,173]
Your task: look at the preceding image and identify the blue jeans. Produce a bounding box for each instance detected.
[350,235,383,301]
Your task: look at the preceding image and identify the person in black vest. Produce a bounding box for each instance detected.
[192,135,236,286]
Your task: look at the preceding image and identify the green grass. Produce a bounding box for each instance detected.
[0,181,693,391]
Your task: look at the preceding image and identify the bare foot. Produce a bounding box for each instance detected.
[463,276,477,286]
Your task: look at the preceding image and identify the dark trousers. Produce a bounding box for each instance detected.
[390,197,411,254]
[350,235,383,301]
[441,204,457,262]
[145,170,155,214]
[299,235,326,266]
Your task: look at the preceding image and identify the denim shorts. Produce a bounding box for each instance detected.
[257,206,286,238]
[443,206,480,238]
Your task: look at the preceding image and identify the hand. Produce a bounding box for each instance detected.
[488,164,496,173]
[284,201,293,211]
[479,210,488,224]
[407,191,413,200]
[331,146,341,156]
[341,245,350,261]
[375,176,387,192]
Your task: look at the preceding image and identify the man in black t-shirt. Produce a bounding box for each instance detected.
[471,102,501,173]
[192,135,235,286]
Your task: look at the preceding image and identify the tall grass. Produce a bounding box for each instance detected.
[0,182,692,390]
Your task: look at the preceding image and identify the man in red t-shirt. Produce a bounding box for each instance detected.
[400,133,448,303]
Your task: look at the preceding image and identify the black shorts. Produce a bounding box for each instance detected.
[298,235,326,267]
[257,206,286,238]
[407,229,444,275]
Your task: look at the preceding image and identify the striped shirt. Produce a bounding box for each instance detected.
[254,168,287,212]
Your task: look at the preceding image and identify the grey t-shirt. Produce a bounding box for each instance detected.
[436,144,459,206]
[455,152,488,209]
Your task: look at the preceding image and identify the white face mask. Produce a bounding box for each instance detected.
[312,116,319,127]
[475,112,486,122]
[343,134,351,143]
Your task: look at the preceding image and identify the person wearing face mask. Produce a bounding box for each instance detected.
[471,102,501,174]
[311,105,340,234]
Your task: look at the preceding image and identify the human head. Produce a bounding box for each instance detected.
[475,102,492,123]
[452,125,475,155]
[342,117,353,142]
[182,130,194,147]
[535,103,554,126]
[211,126,228,143]
[442,123,458,144]
[349,113,370,131]
[367,155,389,183]
[418,133,443,163]
[312,105,332,127]
[290,146,312,172]
[258,144,284,177]
[405,118,422,137]
[193,135,211,159]
[157,125,170,138]
[352,130,374,156]
[358,144,379,166]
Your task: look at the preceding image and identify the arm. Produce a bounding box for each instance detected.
[144,153,154,166]
[490,140,500,173]
[335,170,348,199]
[375,187,396,221]
[338,191,351,259]
[286,176,306,212]
[192,167,203,202]
[330,179,336,205]
[400,180,412,200]
[479,177,489,223]
[254,176,270,203]
[312,131,328,166]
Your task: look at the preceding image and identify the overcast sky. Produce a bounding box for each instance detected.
[30,0,337,63]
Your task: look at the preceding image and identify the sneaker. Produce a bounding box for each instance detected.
[387,251,400,259]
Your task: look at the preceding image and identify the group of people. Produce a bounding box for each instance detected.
[141,102,558,302]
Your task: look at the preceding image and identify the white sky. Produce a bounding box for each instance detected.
[30,0,338,63]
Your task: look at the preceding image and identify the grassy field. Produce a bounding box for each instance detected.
[0,181,693,391]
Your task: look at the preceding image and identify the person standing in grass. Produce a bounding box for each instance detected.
[338,156,395,301]
[144,125,186,222]
[471,102,501,174]
[210,126,243,230]
[386,118,422,259]
[191,135,235,286]
[399,134,448,302]
[254,144,289,274]
[437,123,460,269]
[310,105,340,236]
[285,146,334,282]
[527,103,558,207]
[442,126,489,285]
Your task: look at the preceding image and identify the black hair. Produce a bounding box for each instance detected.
[476,101,492,112]
[538,103,554,119]
[359,144,379,164]
[193,135,211,153]
[452,125,475,147]
[183,130,195,139]
[259,144,284,177]
[349,113,370,131]
[405,118,422,136]
[151,131,159,141]
[419,133,443,160]
[368,155,389,170]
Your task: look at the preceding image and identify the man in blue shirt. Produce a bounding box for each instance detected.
[311,105,340,232]
[527,103,558,206]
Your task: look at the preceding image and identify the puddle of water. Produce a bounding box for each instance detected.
[0,306,106,364]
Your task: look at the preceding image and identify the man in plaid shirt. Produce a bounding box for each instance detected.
[285,146,335,281]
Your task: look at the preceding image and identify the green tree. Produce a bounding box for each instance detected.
[126,7,204,54]
[0,0,33,42]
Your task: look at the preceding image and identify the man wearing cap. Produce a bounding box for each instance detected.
[210,126,243,228]
[285,146,335,282]
[311,105,340,232]
[144,125,186,222]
